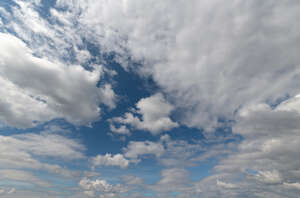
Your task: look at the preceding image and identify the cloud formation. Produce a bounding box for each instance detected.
[56,0,300,131]
[1,0,300,198]
[111,93,178,135]
[188,94,300,198]
[90,153,130,169]
[0,131,85,191]
[0,32,115,128]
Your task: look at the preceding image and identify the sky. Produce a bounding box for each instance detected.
[0,0,300,197]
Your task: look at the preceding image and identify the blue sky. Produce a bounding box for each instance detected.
[0,0,300,198]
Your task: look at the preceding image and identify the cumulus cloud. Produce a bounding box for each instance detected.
[0,0,117,128]
[0,33,115,128]
[6,0,300,132]
[79,177,127,198]
[109,123,131,136]
[90,153,130,169]
[111,93,178,135]
[187,94,300,198]
[51,0,300,132]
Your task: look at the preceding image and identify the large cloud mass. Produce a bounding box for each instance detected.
[4,0,300,130]
[0,32,114,128]
[60,0,300,130]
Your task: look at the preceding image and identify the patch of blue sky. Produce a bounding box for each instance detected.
[37,0,57,18]
[0,0,16,11]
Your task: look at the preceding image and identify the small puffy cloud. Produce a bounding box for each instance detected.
[79,178,113,193]
[90,153,130,169]
[111,93,178,135]
[109,124,131,135]
[79,177,127,198]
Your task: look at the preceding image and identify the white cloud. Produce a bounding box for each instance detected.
[115,95,300,198]
[5,0,300,133]
[79,177,127,198]
[109,123,130,135]
[8,0,300,132]
[53,0,300,132]
[0,169,50,187]
[79,178,113,193]
[90,153,130,169]
[111,93,178,135]
[6,188,15,194]
[253,170,282,185]
[216,180,237,189]
[1,1,300,198]
[188,95,300,197]
[124,140,165,160]
[0,188,15,196]
[122,134,233,168]
[0,32,115,128]
[0,132,84,179]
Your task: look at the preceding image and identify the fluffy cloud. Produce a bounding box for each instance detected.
[0,0,117,128]
[90,153,130,169]
[52,0,300,132]
[7,0,300,132]
[79,177,127,198]
[109,123,131,136]
[186,95,300,198]
[0,33,115,128]
[1,1,300,198]
[111,93,178,135]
